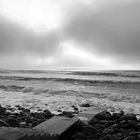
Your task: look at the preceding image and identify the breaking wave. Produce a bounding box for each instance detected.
[0,75,140,86]
[70,71,140,78]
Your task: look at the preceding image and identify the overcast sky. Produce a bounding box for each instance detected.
[0,0,140,70]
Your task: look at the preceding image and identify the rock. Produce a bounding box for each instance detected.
[129,132,140,136]
[19,122,27,127]
[127,120,137,128]
[136,122,140,130]
[23,108,30,114]
[95,111,111,120]
[15,105,21,108]
[80,103,91,107]
[33,112,45,120]
[72,132,86,140]
[103,128,116,134]
[123,136,136,140]
[102,134,119,140]
[37,109,42,112]
[111,113,121,120]
[122,114,137,121]
[6,118,19,127]
[89,118,100,125]
[81,125,98,135]
[137,134,140,140]
[0,119,10,127]
[115,133,124,140]
[0,105,6,115]
[71,105,79,112]
[120,120,127,125]
[118,110,124,116]
[43,109,53,118]
[103,120,116,128]
[119,120,129,129]
[62,111,74,118]
[43,109,52,115]
[92,133,103,139]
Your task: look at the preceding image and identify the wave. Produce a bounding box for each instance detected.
[0,85,25,92]
[70,71,140,78]
[0,75,140,85]
[0,84,140,105]
[0,85,81,96]
[1,87,140,114]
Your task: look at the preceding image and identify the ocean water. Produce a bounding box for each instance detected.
[0,70,140,114]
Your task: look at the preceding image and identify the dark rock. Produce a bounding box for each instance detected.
[129,132,140,136]
[98,120,108,124]
[18,107,25,110]
[89,118,100,125]
[81,125,98,135]
[43,109,53,118]
[72,132,86,140]
[103,120,116,128]
[127,120,137,128]
[120,120,129,129]
[137,134,140,140]
[80,103,91,107]
[136,122,140,130]
[111,113,121,120]
[6,118,19,127]
[15,105,21,108]
[23,108,30,114]
[95,111,111,120]
[0,105,6,115]
[115,133,124,140]
[102,134,119,140]
[123,136,136,140]
[37,109,42,112]
[0,119,10,127]
[43,109,52,115]
[112,124,120,129]
[122,114,137,121]
[62,111,74,118]
[71,105,79,112]
[119,110,125,116]
[103,128,116,134]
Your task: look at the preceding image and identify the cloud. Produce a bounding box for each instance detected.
[0,0,140,69]
[0,16,61,57]
[64,0,140,64]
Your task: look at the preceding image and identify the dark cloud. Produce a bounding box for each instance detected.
[65,0,140,64]
[0,17,61,57]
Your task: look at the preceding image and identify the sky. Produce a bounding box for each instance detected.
[0,0,140,70]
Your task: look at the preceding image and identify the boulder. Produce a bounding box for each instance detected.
[95,111,111,120]
[72,132,86,140]
[0,119,10,127]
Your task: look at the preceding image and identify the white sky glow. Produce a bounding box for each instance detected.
[0,0,138,70]
[0,0,64,32]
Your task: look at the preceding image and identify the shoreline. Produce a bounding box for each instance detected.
[0,104,140,139]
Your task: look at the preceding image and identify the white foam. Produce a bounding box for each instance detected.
[1,90,140,114]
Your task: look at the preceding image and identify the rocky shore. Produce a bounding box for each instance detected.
[0,104,78,128]
[72,111,140,140]
[0,104,140,140]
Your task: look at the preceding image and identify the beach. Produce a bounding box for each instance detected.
[0,70,140,139]
[0,70,140,114]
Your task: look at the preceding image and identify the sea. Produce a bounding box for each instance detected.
[0,70,140,114]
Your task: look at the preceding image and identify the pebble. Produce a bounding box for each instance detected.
[102,134,119,140]
[72,132,86,140]
[0,119,10,127]
[123,136,136,140]
[0,104,140,140]
[80,103,91,107]
[95,111,112,120]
